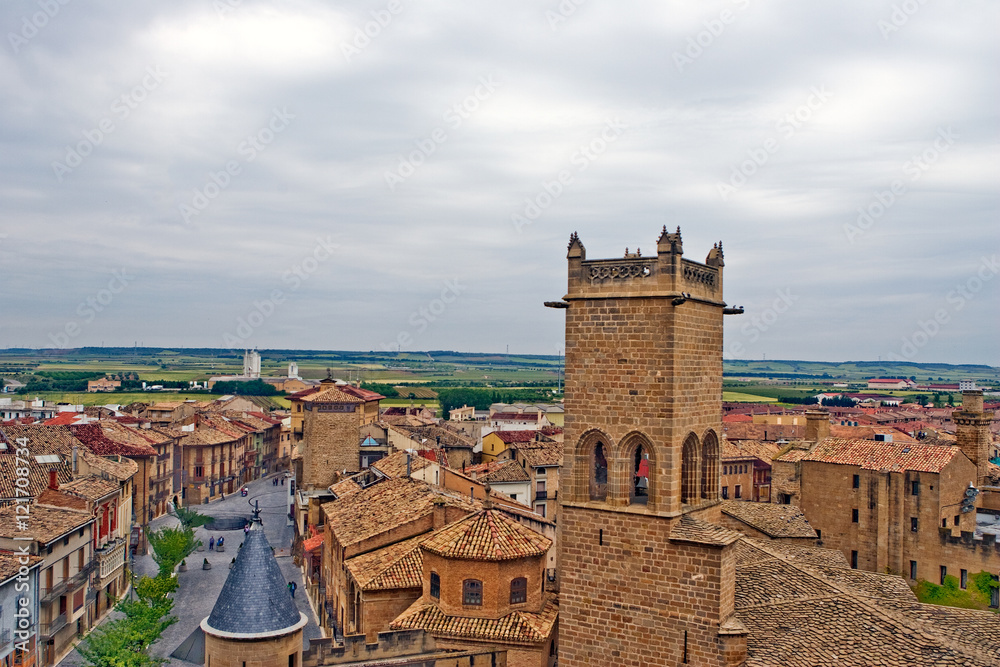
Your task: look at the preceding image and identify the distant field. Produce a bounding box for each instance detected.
[722,392,778,403]
[381,398,440,410]
[29,392,222,406]
[394,386,438,399]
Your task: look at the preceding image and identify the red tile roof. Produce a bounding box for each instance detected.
[391,595,558,645]
[489,430,538,444]
[802,438,962,473]
[337,385,386,402]
[70,424,157,457]
[421,508,550,561]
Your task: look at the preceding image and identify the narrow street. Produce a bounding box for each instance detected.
[58,473,321,667]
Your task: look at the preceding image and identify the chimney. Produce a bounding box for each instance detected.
[804,410,830,443]
[72,446,78,474]
[406,452,411,477]
[48,469,58,490]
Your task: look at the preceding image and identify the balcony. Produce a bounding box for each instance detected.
[0,628,11,650]
[535,490,548,501]
[95,539,127,583]
[39,614,67,640]
[150,471,173,484]
[40,561,96,604]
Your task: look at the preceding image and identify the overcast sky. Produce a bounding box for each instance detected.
[0,0,996,365]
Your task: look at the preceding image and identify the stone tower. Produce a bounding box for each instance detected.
[202,515,307,667]
[953,389,994,487]
[554,227,746,667]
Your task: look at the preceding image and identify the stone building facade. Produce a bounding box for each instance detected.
[300,382,383,490]
[553,229,747,667]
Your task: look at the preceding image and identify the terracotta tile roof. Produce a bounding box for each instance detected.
[669,515,743,547]
[488,430,538,444]
[300,387,365,404]
[35,487,88,511]
[390,424,476,450]
[346,534,427,591]
[71,423,157,457]
[321,477,479,549]
[802,437,961,473]
[371,451,433,479]
[337,385,386,402]
[772,447,809,463]
[0,502,92,544]
[391,595,558,645]
[57,475,119,502]
[302,534,324,552]
[0,549,42,583]
[720,500,817,539]
[721,439,780,464]
[513,440,563,468]
[723,423,804,442]
[490,413,540,422]
[421,509,551,561]
[328,477,363,499]
[466,460,531,484]
[736,538,1000,666]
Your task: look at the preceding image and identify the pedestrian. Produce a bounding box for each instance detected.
[221,491,225,500]
[281,477,285,486]
[288,581,296,598]
[209,536,215,551]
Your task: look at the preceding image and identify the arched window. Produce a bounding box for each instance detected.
[590,441,609,501]
[632,443,650,505]
[682,434,701,504]
[509,577,527,604]
[463,579,483,606]
[701,431,720,501]
[430,572,440,599]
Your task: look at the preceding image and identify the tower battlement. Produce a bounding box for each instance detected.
[566,226,725,305]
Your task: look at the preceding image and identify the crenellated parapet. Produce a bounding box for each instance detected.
[565,225,724,304]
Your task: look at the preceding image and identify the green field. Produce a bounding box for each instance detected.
[722,391,778,403]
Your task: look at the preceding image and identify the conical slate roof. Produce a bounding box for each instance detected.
[204,525,302,636]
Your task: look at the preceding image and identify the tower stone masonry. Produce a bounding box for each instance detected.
[953,389,994,488]
[554,227,746,667]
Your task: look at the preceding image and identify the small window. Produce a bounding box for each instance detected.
[911,480,919,495]
[910,517,918,532]
[954,515,960,527]
[815,529,821,540]
[852,509,859,523]
[510,577,527,604]
[734,485,742,499]
[909,561,917,579]
[430,572,440,599]
[852,474,859,489]
[941,518,947,528]
[463,579,483,606]
[960,569,968,590]
[940,566,947,585]
[851,551,858,569]
[721,486,728,499]
[778,493,791,505]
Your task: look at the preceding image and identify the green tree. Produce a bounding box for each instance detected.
[147,526,199,577]
[172,506,211,530]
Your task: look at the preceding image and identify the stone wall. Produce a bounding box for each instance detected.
[302,408,362,489]
[204,628,302,667]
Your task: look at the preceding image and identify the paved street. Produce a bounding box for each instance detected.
[58,473,321,667]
